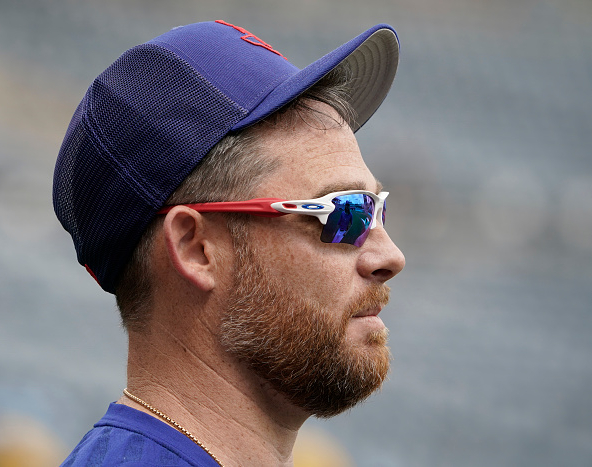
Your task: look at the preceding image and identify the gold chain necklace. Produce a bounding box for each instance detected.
[123,388,223,467]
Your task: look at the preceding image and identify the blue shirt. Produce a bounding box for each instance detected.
[61,403,220,466]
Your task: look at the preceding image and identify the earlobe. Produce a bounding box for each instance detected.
[162,207,216,292]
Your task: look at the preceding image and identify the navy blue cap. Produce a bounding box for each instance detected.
[53,20,399,293]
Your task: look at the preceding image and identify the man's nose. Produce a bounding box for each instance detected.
[357,227,405,282]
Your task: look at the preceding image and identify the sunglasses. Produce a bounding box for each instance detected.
[158,190,388,247]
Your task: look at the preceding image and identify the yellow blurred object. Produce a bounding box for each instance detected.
[0,414,66,467]
[293,426,355,467]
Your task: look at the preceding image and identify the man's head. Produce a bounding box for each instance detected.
[219,100,405,417]
[53,20,403,417]
[53,20,399,293]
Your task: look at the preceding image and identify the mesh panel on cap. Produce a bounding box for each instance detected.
[53,44,248,293]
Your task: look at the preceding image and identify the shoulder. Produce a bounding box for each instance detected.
[60,424,182,466]
[60,403,219,467]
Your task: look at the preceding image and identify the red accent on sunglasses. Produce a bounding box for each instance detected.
[157,198,288,217]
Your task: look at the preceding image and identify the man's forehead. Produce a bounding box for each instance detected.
[252,101,381,198]
[258,152,381,199]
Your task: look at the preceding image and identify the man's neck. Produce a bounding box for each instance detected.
[121,322,307,467]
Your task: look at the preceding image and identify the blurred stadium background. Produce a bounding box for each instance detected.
[1,0,591,465]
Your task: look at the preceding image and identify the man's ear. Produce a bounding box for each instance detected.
[162,206,217,292]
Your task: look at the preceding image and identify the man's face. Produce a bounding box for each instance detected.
[220,103,405,417]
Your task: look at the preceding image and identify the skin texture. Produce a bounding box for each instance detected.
[118,103,405,467]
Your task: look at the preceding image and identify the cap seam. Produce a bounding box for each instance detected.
[81,105,162,207]
[148,39,292,111]
[143,42,250,115]
[82,44,250,209]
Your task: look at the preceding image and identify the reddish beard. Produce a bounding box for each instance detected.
[220,239,391,417]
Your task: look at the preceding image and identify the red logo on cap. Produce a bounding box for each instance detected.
[216,20,287,60]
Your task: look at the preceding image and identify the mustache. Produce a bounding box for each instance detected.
[346,284,391,319]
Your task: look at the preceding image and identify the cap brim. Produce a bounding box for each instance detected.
[232,24,399,132]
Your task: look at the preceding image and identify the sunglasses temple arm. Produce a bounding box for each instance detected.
[158,198,289,217]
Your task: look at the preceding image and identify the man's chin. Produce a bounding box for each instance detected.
[346,316,389,345]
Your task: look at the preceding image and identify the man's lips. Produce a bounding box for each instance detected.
[352,307,383,318]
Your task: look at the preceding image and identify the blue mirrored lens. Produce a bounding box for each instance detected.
[320,194,374,247]
[382,199,386,226]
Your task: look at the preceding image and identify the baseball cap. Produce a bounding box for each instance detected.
[53,20,400,293]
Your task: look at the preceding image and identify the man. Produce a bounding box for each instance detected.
[55,20,405,466]
[334,201,354,243]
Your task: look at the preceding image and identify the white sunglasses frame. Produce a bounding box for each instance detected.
[269,190,388,229]
[158,190,388,235]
